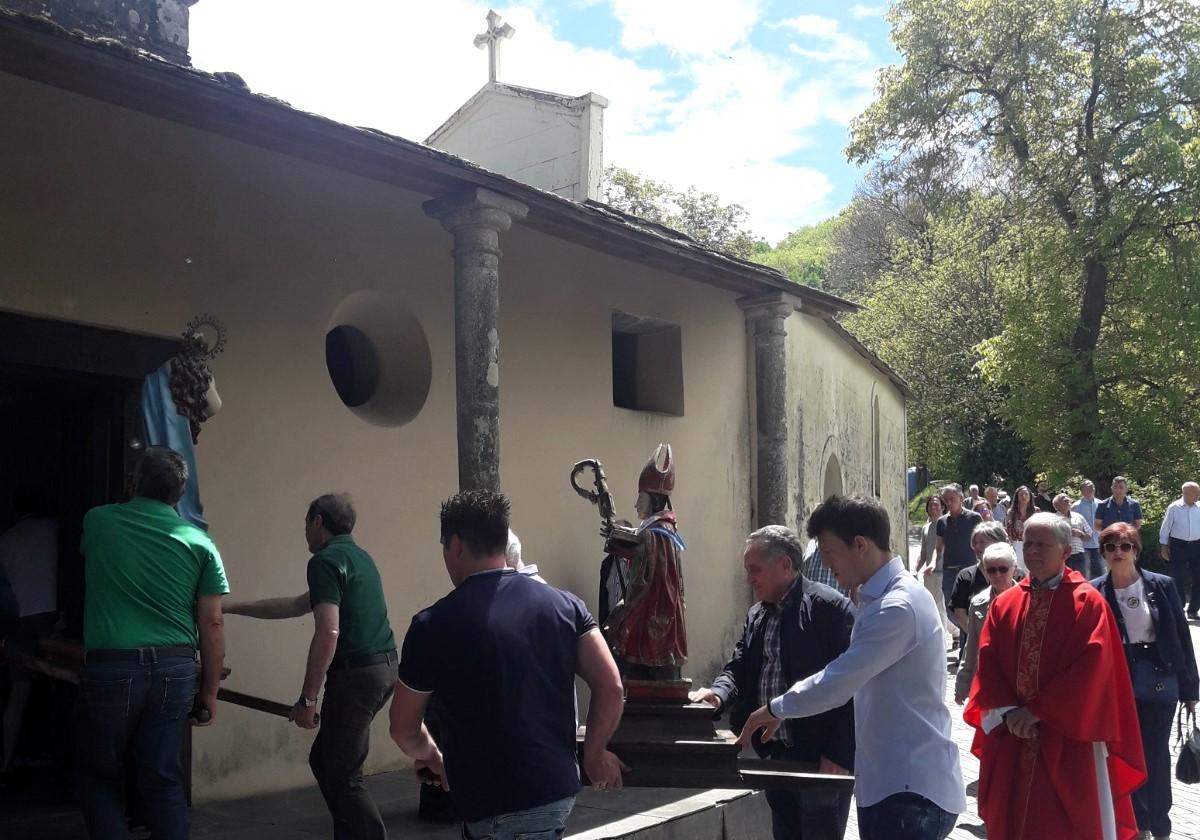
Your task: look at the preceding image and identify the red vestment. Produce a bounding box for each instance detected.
[963,569,1145,840]
[606,510,686,668]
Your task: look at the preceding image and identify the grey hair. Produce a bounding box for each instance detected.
[972,520,1008,546]
[504,529,522,569]
[747,525,806,571]
[942,483,963,497]
[982,542,1018,567]
[1024,512,1071,546]
[1052,492,1071,507]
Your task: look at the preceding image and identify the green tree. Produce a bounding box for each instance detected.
[756,217,843,287]
[848,0,1200,489]
[598,166,766,258]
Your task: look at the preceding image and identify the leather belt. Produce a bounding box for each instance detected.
[328,650,398,672]
[85,646,197,663]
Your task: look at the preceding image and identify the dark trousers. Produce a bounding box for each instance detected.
[309,658,397,840]
[1168,538,1200,613]
[75,652,196,840]
[1084,547,1105,579]
[858,792,956,840]
[1132,699,1175,837]
[763,744,851,840]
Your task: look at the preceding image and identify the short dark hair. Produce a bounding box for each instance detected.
[806,494,891,552]
[307,493,356,536]
[440,491,510,556]
[133,447,188,506]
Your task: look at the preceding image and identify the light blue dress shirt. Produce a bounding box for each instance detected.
[1072,497,1100,549]
[769,556,966,813]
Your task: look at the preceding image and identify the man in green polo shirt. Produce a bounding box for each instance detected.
[77,446,228,840]
[224,493,396,840]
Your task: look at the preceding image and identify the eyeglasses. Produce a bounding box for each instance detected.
[984,566,1012,575]
[1102,542,1137,554]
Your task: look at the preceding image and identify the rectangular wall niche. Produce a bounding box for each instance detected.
[611,310,684,416]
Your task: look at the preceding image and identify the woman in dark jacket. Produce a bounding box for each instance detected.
[1092,522,1199,840]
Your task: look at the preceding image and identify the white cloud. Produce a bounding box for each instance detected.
[849,4,887,19]
[777,15,873,64]
[189,1,871,243]
[608,0,765,55]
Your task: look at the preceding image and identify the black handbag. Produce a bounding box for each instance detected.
[1177,705,1200,785]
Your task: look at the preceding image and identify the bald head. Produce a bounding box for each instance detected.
[1184,482,1200,505]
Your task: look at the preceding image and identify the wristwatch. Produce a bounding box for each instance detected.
[297,695,318,708]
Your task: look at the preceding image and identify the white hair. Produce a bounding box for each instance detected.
[1024,512,1071,546]
[982,542,1017,568]
[504,529,523,569]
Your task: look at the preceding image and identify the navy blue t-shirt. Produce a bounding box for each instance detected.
[1096,496,1143,529]
[936,510,983,571]
[399,569,597,821]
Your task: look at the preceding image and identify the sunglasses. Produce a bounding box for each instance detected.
[1102,542,1137,554]
[984,565,1011,575]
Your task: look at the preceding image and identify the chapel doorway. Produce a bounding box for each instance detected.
[0,311,176,831]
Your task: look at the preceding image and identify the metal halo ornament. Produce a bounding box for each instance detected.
[182,313,227,360]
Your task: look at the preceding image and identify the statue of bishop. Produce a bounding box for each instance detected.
[603,444,687,682]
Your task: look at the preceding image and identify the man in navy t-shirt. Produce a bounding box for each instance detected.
[1093,475,1144,532]
[389,491,627,840]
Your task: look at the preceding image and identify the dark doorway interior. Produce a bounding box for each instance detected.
[0,312,177,833]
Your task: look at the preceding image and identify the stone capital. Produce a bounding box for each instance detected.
[738,293,798,324]
[423,187,529,235]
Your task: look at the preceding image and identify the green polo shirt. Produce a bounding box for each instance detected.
[307,534,395,666]
[81,496,229,650]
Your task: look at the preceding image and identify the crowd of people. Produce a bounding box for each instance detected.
[900,477,1200,840]
[4,443,1200,840]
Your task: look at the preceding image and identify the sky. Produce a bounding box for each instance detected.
[189,1,898,244]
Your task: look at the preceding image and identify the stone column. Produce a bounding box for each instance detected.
[424,187,528,492]
[740,295,795,528]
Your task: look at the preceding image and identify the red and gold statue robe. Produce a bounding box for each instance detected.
[964,568,1145,840]
[605,510,687,669]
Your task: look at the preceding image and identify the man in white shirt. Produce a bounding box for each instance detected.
[1160,481,1200,619]
[986,486,1007,528]
[738,494,965,840]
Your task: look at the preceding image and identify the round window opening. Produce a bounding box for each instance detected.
[325,325,379,408]
[324,291,432,427]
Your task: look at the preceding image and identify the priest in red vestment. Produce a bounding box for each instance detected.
[964,512,1145,840]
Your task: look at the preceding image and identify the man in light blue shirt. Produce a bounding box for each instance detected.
[1071,479,1103,578]
[738,494,965,840]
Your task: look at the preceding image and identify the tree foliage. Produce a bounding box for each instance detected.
[598,166,766,258]
[755,217,842,287]
[846,0,1200,490]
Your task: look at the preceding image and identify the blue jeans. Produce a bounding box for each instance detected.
[75,652,196,840]
[462,795,575,840]
[858,792,957,840]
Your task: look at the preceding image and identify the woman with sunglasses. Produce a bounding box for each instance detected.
[1091,522,1198,840]
[953,542,1017,705]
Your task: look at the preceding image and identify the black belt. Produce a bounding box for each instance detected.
[328,650,397,672]
[85,646,197,663]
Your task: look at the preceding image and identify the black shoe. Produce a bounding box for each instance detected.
[1187,611,1198,621]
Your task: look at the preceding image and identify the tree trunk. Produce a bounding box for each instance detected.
[1065,252,1115,484]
